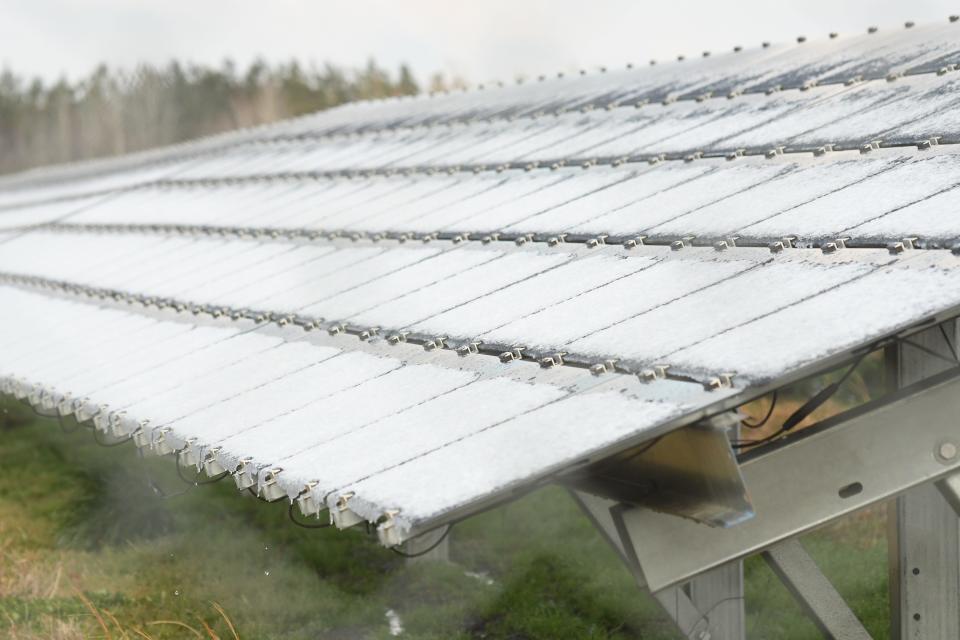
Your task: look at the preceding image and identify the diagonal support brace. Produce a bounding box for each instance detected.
[763,539,872,639]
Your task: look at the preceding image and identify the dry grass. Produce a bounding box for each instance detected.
[0,524,68,600]
[3,615,86,640]
[75,591,240,640]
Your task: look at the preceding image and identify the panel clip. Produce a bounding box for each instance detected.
[887,237,918,254]
[499,347,525,363]
[639,365,669,383]
[456,341,482,357]
[359,327,381,341]
[590,359,619,376]
[821,237,849,254]
[423,336,448,351]
[586,234,608,248]
[765,146,785,159]
[539,352,567,369]
[813,144,835,157]
[704,372,736,391]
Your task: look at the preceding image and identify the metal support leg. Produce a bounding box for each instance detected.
[889,485,960,639]
[763,539,872,639]
[688,416,746,640]
[889,324,960,639]
[572,490,745,639]
[653,586,716,640]
[688,563,746,640]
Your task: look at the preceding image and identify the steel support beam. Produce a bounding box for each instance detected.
[763,539,872,639]
[653,586,716,640]
[889,323,960,640]
[686,417,746,640]
[612,365,960,592]
[578,492,737,638]
[936,471,960,517]
[573,490,745,639]
[687,562,746,640]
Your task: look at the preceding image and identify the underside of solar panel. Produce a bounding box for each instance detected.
[3,20,960,544]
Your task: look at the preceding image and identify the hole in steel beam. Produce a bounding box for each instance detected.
[838,482,863,499]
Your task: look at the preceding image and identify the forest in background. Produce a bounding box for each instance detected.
[0,59,458,175]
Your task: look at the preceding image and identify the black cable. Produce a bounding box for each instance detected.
[138,449,194,499]
[26,403,58,420]
[733,352,867,451]
[741,390,777,429]
[246,486,286,503]
[288,501,332,528]
[596,436,662,469]
[175,459,228,486]
[389,525,453,558]
[730,429,788,451]
[144,470,194,499]
[93,428,131,447]
[172,449,229,485]
[684,596,745,639]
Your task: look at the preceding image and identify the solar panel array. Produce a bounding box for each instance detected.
[3,19,960,542]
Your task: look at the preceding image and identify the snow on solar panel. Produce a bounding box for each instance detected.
[4,20,960,542]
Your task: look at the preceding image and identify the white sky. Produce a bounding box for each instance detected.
[1,0,958,85]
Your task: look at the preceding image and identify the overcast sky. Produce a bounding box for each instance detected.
[2,0,958,85]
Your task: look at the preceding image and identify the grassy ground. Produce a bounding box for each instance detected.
[0,398,890,639]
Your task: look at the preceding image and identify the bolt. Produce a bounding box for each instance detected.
[938,441,958,461]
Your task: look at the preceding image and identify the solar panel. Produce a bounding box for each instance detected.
[3,20,960,546]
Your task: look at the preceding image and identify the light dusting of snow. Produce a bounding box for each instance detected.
[385,609,404,636]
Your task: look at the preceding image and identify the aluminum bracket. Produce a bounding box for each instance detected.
[568,413,752,528]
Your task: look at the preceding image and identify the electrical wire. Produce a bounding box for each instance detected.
[741,390,777,429]
[595,435,663,470]
[25,403,58,420]
[137,448,195,499]
[684,596,745,639]
[93,428,131,447]
[732,351,867,451]
[175,458,228,486]
[288,501,332,529]
[389,524,453,558]
[143,468,194,499]
[246,487,286,503]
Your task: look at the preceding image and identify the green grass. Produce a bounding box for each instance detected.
[0,399,889,639]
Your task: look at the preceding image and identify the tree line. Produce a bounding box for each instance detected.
[0,59,457,174]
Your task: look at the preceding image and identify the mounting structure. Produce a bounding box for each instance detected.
[3,17,960,638]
